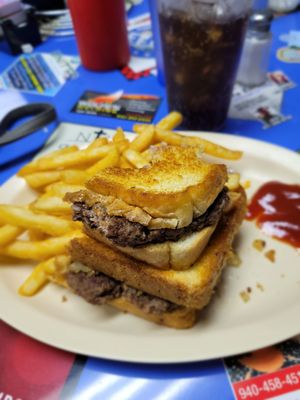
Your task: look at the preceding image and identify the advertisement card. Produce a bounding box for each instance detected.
[72,90,161,123]
[224,340,300,400]
[0,53,80,96]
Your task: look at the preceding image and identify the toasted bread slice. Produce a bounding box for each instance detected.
[110,297,198,329]
[49,262,198,329]
[70,186,246,309]
[84,224,216,270]
[86,145,227,228]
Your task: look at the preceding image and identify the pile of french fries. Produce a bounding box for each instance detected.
[0,112,242,297]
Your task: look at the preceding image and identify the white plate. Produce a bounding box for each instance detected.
[0,133,300,364]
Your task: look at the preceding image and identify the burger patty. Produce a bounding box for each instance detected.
[72,188,228,247]
[67,269,179,315]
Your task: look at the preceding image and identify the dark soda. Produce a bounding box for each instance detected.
[159,11,248,130]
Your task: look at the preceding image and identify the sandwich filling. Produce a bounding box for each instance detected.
[72,188,228,247]
[67,263,180,315]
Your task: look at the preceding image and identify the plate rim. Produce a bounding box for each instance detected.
[1,132,300,364]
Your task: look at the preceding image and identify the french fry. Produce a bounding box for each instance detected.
[242,180,251,190]
[37,145,114,171]
[129,125,155,152]
[113,127,126,142]
[18,257,57,296]
[49,254,71,288]
[24,170,87,190]
[156,111,183,130]
[18,146,79,176]
[24,171,62,189]
[28,229,49,241]
[45,182,84,197]
[54,254,71,274]
[123,149,150,168]
[0,205,76,236]
[22,145,114,173]
[60,170,88,185]
[1,230,83,260]
[133,112,183,134]
[40,145,78,158]
[87,137,109,149]
[155,128,243,160]
[116,139,130,153]
[113,128,129,153]
[18,254,71,296]
[132,124,146,134]
[0,225,24,247]
[87,146,119,176]
[154,128,184,146]
[31,196,71,215]
[226,173,241,191]
[119,156,134,169]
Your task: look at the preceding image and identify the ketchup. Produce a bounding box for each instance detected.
[246,181,300,248]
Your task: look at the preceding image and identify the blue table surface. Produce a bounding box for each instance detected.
[0,1,299,399]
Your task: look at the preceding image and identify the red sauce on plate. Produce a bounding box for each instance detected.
[246,181,300,248]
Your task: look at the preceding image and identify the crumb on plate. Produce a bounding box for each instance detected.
[252,239,266,252]
[240,290,251,303]
[62,295,68,302]
[256,282,264,291]
[242,180,251,189]
[227,249,241,267]
[265,249,276,263]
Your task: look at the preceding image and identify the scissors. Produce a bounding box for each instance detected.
[0,103,57,146]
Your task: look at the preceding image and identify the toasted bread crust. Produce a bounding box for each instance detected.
[85,145,227,228]
[70,187,247,309]
[110,298,198,329]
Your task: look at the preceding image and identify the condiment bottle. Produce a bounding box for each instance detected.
[236,10,273,87]
[68,0,130,71]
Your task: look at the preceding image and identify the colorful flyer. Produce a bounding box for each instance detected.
[122,13,156,80]
[0,53,80,96]
[128,13,154,59]
[72,90,161,123]
[229,70,295,129]
[224,340,300,400]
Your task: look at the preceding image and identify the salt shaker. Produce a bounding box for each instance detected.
[236,10,273,87]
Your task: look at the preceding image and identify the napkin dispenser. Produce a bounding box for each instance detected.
[1,7,41,54]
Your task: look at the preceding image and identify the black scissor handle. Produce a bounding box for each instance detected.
[0,103,57,146]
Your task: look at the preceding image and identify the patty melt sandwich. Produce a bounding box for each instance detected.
[60,145,246,328]
[66,145,232,270]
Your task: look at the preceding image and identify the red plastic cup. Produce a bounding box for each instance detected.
[68,0,130,71]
